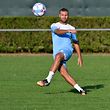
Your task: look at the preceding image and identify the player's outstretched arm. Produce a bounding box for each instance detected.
[74,43,83,67]
[55,29,77,35]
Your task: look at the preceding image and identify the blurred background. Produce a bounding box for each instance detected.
[0,0,110,16]
[0,0,110,53]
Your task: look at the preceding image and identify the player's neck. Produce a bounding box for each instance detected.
[59,21,67,25]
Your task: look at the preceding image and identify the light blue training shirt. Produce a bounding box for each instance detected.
[50,22,78,56]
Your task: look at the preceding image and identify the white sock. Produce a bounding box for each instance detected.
[46,71,54,83]
[74,84,84,92]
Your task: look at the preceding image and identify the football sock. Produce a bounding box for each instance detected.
[46,71,54,83]
[74,84,84,92]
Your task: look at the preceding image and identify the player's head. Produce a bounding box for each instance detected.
[59,8,69,23]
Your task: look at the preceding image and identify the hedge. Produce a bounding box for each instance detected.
[0,16,110,53]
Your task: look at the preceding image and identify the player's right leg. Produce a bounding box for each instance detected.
[58,64,86,95]
[37,52,64,87]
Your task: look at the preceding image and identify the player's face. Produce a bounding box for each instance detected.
[59,11,69,23]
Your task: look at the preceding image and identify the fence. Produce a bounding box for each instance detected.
[0,29,110,32]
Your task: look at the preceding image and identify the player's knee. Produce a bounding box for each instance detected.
[55,53,64,61]
[60,71,67,77]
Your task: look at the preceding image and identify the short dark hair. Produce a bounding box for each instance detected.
[59,8,69,14]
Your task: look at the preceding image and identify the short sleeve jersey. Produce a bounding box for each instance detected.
[50,22,78,56]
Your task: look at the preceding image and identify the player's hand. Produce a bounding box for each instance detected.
[68,30,77,34]
[77,57,83,67]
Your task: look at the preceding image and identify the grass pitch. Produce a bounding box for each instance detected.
[0,54,110,110]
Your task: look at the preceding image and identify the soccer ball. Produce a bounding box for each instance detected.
[32,3,46,16]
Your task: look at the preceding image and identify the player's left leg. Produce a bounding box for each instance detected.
[37,52,64,87]
[58,64,86,95]
[37,49,73,87]
[49,52,64,73]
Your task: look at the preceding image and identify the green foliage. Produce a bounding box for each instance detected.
[0,16,110,53]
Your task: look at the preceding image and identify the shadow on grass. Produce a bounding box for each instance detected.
[45,90,68,94]
[69,84,104,94]
[45,84,104,95]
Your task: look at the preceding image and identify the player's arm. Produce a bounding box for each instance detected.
[72,34,83,67]
[74,43,83,67]
[55,29,77,35]
[51,23,77,34]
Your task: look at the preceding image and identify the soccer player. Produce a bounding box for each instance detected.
[37,8,86,95]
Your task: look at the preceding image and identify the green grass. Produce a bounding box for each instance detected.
[0,54,110,110]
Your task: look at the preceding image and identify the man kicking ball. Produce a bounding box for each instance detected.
[37,8,86,95]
